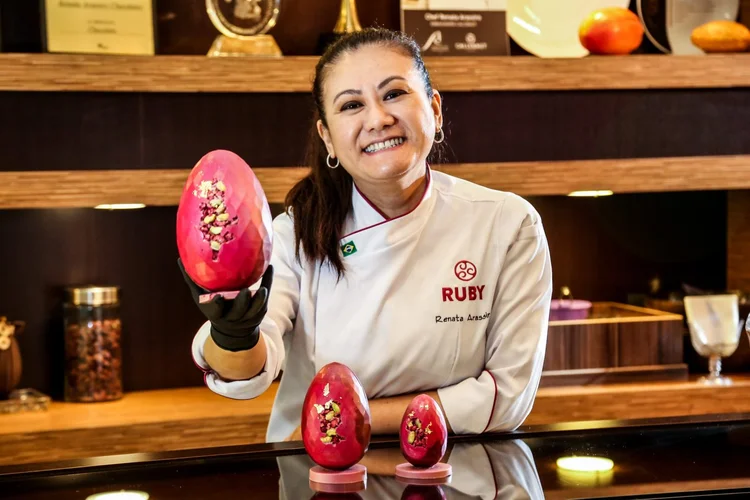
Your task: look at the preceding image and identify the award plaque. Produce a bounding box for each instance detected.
[42,0,155,55]
[206,0,282,57]
[318,0,363,54]
[400,0,509,56]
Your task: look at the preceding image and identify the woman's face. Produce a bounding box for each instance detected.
[317,45,442,185]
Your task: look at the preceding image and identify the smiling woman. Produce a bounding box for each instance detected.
[181,27,553,445]
[288,29,447,278]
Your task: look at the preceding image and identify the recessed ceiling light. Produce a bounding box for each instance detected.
[556,456,614,472]
[567,190,614,198]
[94,203,146,210]
[86,491,149,500]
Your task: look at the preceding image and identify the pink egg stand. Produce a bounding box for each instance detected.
[395,462,452,480]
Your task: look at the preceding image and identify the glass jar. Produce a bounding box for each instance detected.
[63,286,122,402]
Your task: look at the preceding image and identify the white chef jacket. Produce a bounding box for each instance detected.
[192,167,552,443]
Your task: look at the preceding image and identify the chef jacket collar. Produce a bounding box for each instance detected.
[342,164,434,242]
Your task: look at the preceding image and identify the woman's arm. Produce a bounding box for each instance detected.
[367,390,452,435]
[192,214,301,399]
[436,199,553,434]
[203,333,267,381]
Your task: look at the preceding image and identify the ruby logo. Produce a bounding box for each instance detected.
[454,261,476,282]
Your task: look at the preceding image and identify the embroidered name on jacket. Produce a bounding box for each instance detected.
[437,260,490,322]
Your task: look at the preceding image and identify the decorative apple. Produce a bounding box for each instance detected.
[578,7,643,55]
[176,149,273,294]
[399,394,448,468]
[302,362,372,470]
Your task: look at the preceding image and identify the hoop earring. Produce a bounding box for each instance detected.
[326,154,340,169]
[434,128,445,144]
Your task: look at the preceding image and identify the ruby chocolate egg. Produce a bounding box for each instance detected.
[400,394,448,468]
[176,149,273,292]
[302,362,372,470]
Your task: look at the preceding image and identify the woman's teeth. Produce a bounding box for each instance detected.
[364,137,405,153]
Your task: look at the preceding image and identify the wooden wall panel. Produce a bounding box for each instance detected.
[528,191,727,303]
[543,324,618,371]
[727,190,750,291]
[3,89,750,174]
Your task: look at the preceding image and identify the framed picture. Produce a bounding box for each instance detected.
[41,0,156,55]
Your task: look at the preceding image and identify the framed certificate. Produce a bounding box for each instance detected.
[400,0,509,56]
[42,0,156,55]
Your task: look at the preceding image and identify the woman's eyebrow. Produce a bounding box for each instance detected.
[333,75,408,104]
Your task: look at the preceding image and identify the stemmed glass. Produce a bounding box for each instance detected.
[684,295,743,386]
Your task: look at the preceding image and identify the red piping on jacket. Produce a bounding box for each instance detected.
[482,369,499,434]
[342,165,432,239]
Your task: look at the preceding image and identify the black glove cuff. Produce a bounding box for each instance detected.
[210,325,261,352]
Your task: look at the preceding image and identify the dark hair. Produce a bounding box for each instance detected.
[284,27,441,278]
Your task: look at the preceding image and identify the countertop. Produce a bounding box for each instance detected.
[2,375,750,466]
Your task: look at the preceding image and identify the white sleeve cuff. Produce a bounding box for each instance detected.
[191,321,278,400]
[437,371,496,435]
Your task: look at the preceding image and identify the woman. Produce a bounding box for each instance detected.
[180,27,553,443]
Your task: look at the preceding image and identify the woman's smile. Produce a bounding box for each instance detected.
[363,137,407,155]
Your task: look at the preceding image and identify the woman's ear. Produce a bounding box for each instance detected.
[316,119,335,158]
[431,90,443,131]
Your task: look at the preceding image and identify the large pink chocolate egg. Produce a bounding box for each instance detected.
[400,394,448,468]
[302,362,372,470]
[176,149,273,292]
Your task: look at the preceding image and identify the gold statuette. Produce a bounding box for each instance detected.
[206,0,282,57]
[318,0,363,54]
[334,0,362,35]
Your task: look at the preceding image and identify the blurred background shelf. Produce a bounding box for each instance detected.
[1,154,749,209]
[2,53,750,93]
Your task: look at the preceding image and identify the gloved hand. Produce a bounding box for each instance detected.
[178,259,274,352]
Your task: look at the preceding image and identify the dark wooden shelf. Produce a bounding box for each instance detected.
[1,154,748,209]
[1,53,750,93]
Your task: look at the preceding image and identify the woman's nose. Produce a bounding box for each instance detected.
[364,101,395,131]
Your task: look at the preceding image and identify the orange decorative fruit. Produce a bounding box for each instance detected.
[579,7,644,55]
[691,20,750,53]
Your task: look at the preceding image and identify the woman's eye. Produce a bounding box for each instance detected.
[341,101,361,111]
[385,90,406,100]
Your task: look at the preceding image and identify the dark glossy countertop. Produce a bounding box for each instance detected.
[2,414,750,499]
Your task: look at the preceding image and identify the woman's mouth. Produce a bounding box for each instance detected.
[363,137,406,154]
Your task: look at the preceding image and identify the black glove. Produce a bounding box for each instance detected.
[178,258,274,352]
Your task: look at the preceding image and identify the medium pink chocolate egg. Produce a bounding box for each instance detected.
[302,362,372,470]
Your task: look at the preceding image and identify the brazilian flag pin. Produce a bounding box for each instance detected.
[341,241,357,257]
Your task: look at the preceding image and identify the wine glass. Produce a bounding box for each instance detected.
[684,294,742,386]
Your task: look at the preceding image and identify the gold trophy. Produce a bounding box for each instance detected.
[318,0,363,54]
[206,0,282,57]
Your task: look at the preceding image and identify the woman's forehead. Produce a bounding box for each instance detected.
[324,47,417,94]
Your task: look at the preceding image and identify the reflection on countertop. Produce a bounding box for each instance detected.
[278,440,543,500]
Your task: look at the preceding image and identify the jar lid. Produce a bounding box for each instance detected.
[65,286,119,306]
